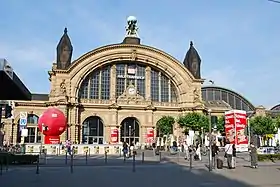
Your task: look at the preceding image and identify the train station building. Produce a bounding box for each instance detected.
[1,17,278,146]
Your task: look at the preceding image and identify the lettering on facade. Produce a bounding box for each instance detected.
[117,75,145,80]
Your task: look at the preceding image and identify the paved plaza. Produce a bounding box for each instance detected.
[1,152,280,187]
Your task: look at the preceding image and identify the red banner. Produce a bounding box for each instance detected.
[225,110,248,145]
[44,136,60,144]
[146,128,154,143]
[110,127,119,143]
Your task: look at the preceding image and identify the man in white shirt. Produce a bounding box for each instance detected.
[225,142,233,169]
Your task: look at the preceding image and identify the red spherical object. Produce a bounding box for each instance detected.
[38,108,67,136]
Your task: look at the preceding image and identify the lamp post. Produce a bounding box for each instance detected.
[208,109,212,172]
[201,127,204,145]
[129,125,131,145]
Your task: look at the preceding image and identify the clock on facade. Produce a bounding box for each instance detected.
[128,87,136,95]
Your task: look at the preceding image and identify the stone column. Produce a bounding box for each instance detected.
[110,64,116,100]
[145,66,151,101]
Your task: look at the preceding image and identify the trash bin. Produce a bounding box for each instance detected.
[217,158,223,169]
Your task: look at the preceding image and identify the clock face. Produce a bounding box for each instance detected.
[128,87,136,95]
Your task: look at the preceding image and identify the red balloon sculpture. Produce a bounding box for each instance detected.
[38,108,67,144]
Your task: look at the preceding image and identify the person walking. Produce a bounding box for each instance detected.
[211,142,219,168]
[232,144,236,169]
[183,141,189,160]
[249,142,258,168]
[65,139,72,155]
[196,143,202,161]
[224,141,233,169]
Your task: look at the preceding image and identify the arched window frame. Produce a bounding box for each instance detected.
[82,116,104,144]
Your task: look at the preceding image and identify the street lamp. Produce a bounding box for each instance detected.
[129,125,131,145]
[208,109,213,172]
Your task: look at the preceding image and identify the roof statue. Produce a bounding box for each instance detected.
[125,16,139,38]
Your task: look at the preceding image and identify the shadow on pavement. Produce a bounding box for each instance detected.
[0,155,258,187]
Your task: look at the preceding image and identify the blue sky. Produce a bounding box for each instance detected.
[1,0,280,108]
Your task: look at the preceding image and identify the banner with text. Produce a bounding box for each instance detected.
[146,128,154,143]
[110,127,119,143]
[225,110,248,151]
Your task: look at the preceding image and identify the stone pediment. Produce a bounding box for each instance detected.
[117,82,145,104]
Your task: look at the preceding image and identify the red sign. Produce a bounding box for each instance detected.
[110,127,118,143]
[146,128,154,143]
[45,136,60,144]
[225,110,248,145]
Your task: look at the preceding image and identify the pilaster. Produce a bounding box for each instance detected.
[110,64,116,100]
[145,66,151,101]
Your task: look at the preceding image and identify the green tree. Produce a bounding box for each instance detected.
[274,115,280,129]
[156,116,175,136]
[216,116,225,133]
[250,116,277,136]
[177,112,209,132]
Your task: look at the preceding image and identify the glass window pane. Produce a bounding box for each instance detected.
[214,90,221,100]
[221,91,228,102]
[151,69,159,101]
[228,93,234,108]
[79,78,89,99]
[161,75,169,102]
[116,64,126,97]
[235,98,242,110]
[101,66,111,100]
[89,70,100,99]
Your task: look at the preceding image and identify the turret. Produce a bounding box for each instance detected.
[56,28,73,69]
[183,41,201,79]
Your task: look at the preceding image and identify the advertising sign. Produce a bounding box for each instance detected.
[146,128,154,143]
[225,110,248,152]
[45,136,60,144]
[110,127,119,143]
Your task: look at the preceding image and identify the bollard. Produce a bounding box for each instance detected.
[56,148,59,156]
[65,151,68,165]
[88,149,91,157]
[141,152,144,163]
[159,152,162,162]
[70,154,73,174]
[105,151,108,164]
[190,152,193,169]
[123,151,126,163]
[132,153,136,172]
[36,155,39,174]
[6,154,9,172]
[85,151,88,165]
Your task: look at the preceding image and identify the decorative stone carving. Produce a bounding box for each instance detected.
[193,87,201,103]
[131,49,137,61]
[60,79,67,95]
[117,81,145,104]
[108,102,120,110]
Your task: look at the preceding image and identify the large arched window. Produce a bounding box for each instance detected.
[116,63,146,97]
[79,65,111,100]
[151,69,177,102]
[82,116,104,144]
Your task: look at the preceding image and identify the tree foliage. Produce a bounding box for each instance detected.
[216,116,225,133]
[250,116,277,136]
[274,115,280,129]
[156,116,175,135]
[177,112,209,132]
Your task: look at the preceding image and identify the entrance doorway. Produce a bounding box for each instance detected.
[120,117,140,144]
